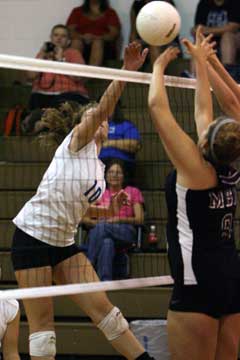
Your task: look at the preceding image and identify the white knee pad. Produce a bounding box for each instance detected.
[29,330,56,357]
[97,306,129,341]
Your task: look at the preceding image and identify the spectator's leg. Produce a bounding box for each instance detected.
[106,223,136,247]
[89,39,104,66]
[221,31,238,65]
[97,237,115,281]
[87,223,106,266]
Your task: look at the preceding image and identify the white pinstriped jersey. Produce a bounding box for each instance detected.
[13,132,105,246]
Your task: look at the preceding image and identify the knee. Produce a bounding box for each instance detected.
[29,331,56,357]
[97,306,129,341]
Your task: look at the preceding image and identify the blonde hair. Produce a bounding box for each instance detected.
[38,101,97,147]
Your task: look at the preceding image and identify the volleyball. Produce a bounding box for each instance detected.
[136,1,181,46]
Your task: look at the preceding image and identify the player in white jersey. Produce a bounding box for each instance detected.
[0,299,20,360]
[148,28,240,359]
[11,42,155,360]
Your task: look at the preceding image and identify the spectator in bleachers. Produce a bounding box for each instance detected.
[26,24,89,110]
[82,159,144,281]
[99,101,141,183]
[67,0,121,66]
[130,0,182,68]
[183,0,240,78]
[0,299,20,360]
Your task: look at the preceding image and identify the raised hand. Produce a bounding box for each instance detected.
[182,26,216,60]
[154,46,180,70]
[108,190,129,217]
[123,41,149,71]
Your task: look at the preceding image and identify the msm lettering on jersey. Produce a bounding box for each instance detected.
[209,188,237,209]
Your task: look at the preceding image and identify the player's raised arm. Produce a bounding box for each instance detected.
[182,27,215,137]
[70,42,148,152]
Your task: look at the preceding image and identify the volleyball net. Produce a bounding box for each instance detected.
[0,54,229,302]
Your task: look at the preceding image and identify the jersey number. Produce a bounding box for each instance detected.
[84,180,102,203]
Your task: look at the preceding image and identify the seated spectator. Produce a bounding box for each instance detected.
[67,0,121,66]
[0,299,20,359]
[130,0,182,68]
[26,24,89,110]
[82,159,144,281]
[99,101,141,183]
[184,0,240,78]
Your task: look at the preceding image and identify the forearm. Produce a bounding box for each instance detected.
[85,205,115,219]
[149,64,172,128]
[104,139,140,153]
[98,79,125,122]
[204,23,239,36]
[116,217,143,225]
[103,28,119,42]
[194,55,213,135]
[81,216,98,227]
[209,55,240,101]
[207,61,240,120]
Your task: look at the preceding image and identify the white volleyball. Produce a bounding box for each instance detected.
[136,1,181,46]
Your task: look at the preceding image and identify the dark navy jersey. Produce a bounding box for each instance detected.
[165,167,240,286]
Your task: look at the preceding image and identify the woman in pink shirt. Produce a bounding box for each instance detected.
[82,159,144,280]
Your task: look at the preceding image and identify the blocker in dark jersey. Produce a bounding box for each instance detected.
[165,166,240,318]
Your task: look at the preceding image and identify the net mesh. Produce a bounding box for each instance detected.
[0,57,239,303]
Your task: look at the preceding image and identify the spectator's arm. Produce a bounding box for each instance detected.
[2,309,20,360]
[103,139,141,153]
[80,216,98,227]
[103,25,120,42]
[202,22,240,36]
[107,203,144,225]
[64,49,87,83]
[26,49,50,82]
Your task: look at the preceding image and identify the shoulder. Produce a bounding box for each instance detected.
[71,6,82,14]
[106,7,118,15]
[0,300,19,323]
[105,7,120,20]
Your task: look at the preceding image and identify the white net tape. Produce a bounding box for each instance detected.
[0,53,197,88]
[0,276,173,300]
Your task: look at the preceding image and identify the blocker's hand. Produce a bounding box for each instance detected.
[182,26,216,61]
[154,46,180,70]
[123,41,149,71]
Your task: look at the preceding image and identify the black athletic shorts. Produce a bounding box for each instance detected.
[169,280,240,319]
[11,227,81,271]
